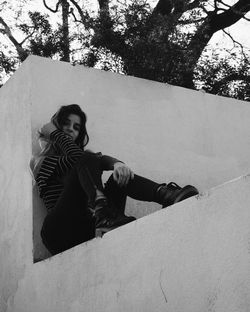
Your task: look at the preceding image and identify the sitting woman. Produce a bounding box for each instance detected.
[31,104,198,255]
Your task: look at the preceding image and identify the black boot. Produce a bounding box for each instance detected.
[157,182,198,208]
[94,198,135,237]
[106,196,136,225]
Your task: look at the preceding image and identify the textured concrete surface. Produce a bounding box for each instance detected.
[0,56,250,311]
[7,175,250,312]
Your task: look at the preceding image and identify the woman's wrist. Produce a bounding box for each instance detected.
[40,122,58,140]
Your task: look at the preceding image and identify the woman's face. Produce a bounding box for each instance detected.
[61,114,81,142]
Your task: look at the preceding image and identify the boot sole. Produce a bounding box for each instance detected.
[95,217,136,237]
[95,227,117,237]
[173,185,199,204]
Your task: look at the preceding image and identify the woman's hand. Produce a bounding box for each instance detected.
[40,122,57,139]
[113,162,134,187]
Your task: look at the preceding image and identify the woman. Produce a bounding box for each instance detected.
[31,104,198,255]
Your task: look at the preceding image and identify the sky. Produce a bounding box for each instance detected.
[210,17,250,51]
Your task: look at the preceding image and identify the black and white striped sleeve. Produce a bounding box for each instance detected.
[50,129,84,157]
[36,130,85,193]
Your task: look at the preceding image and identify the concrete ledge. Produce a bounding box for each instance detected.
[12,174,250,312]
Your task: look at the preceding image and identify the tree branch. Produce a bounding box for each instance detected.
[69,7,80,22]
[19,29,36,45]
[69,0,85,23]
[187,0,250,67]
[223,29,250,61]
[153,0,173,16]
[216,0,250,19]
[210,0,250,33]
[43,0,61,13]
[214,0,219,12]
[0,16,27,60]
[187,0,204,11]
[178,0,250,88]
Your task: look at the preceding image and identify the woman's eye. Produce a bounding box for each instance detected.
[62,121,70,126]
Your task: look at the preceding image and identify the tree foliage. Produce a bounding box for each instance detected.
[0,0,249,101]
[195,49,250,100]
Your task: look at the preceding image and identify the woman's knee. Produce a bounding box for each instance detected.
[75,152,100,167]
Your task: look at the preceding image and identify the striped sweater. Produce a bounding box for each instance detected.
[35,130,120,211]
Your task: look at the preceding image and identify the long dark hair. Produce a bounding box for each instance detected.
[51,104,89,149]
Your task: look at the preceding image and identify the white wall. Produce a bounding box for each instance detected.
[29,55,250,259]
[29,56,250,219]
[0,58,33,312]
[1,55,250,311]
[10,173,250,312]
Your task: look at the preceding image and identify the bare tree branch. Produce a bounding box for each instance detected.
[69,0,85,23]
[19,29,36,45]
[222,29,250,61]
[210,0,250,32]
[187,0,204,11]
[43,0,61,13]
[177,0,250,88]
[216,0,250,19]
[211,0,250,21]
[187,0,250,64]
[69,7,81,22]
[214,0,219,12]
[0,16,27,60]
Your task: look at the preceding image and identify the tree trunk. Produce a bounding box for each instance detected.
[61,0,70,62]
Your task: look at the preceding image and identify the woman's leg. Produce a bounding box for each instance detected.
[105,173,198,209]
[42,154,135,252]
[41,166,95,255]
[104,174,159,215]
[74,154,134,228]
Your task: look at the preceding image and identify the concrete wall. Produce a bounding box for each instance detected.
[0,59,33,311]
[27,56,250,260]
[1,56,250,311]
[8,172,250,312]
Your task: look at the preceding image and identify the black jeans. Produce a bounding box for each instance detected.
[41,154,160,255]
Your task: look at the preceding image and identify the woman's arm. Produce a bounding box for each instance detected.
[50,130,84,157]
[98,155,134,187]
[39,122,133,187]
[35,123,84,186]
[40,122,83,157]
[99,154,122,170]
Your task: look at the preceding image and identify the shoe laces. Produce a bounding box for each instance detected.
[94,198,109,215]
